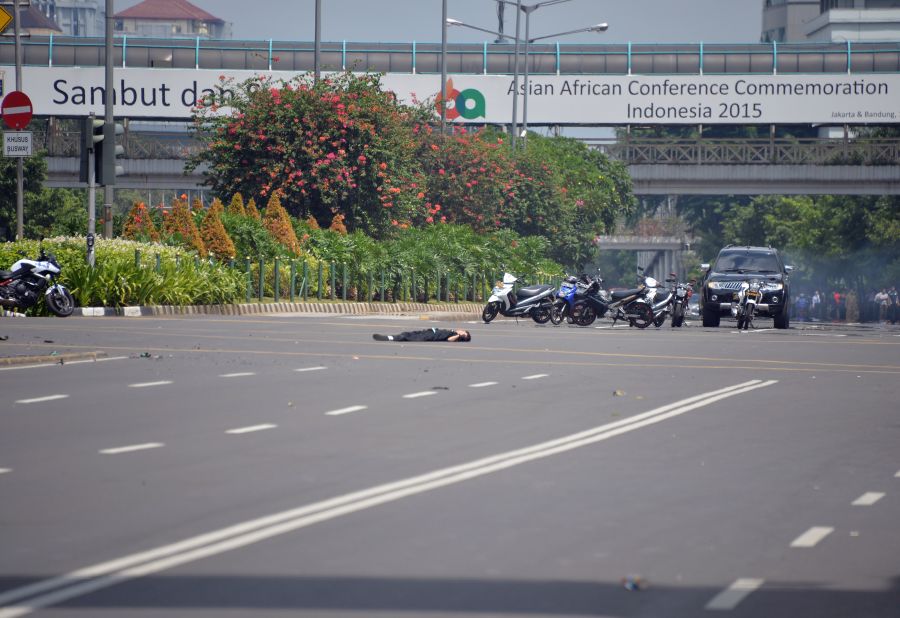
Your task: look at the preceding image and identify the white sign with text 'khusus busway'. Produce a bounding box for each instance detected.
[4,131,32,157]
[6,65,900,125]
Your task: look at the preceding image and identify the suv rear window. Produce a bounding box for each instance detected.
[714,251,780,272]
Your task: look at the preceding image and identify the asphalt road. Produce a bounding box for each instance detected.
[1,313,898,617]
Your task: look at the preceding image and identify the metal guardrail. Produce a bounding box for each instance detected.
[590,138,900,165]
[28,126,900,167]
[2,36,900,75]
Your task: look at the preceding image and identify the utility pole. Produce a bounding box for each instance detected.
[13,0,23,240]
[103,0,114,238]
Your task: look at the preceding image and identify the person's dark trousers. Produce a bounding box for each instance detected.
[394,330,435,342]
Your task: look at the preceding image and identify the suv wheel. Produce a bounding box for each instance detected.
[774,310,789,329]
[702,309,720,328]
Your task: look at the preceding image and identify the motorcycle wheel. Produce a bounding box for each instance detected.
[670,303,684,328]
[482,302,500,323]
[549,303,564,325]
[629,303,654,329]
[531,305,551,324]
[45,287,75,317]
[653,313,667,328]
[576,304,596,326]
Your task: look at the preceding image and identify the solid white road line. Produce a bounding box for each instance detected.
[0,379,777,618]
[402,391,437,399]
[219,372,256,378]
[521,374,549,380]
[14,394,69,404]
[851,491,885,506]
[98,443,164,455]
[225,424,277,435]
[128,381,172,388]
[66,356,130,365]
[294,366,327,373]
[325,405,367,416]
[790,526,834,548]
[0,468,10,475]
[468,381,498,388]
[705,578,765,611]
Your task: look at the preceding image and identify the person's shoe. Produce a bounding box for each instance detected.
[373,334,390,341]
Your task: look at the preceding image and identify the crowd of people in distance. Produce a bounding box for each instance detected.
[792,286,899,324]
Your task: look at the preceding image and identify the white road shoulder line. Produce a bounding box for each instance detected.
[705,578,765,611]
[15,394,69,404]
[468,381,498,388]
[790,526,834,548]
[226,424,276,435]
[0,379,777,618]
[521,374,548,380]
[325,405,367,416]
[851,491,885,506]
[402,391,437,399]
[219,372,256,378]
[99,443,164,455]
[295,366,327,373]
[128,381,172,388]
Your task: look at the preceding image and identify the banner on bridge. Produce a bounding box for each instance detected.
[6,66,900,125]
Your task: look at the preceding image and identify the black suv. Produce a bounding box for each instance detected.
[700,246,793,329]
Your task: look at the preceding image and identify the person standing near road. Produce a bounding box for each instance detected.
[811,290,822,321]
[888,286,899,324]
[874,288,890,323]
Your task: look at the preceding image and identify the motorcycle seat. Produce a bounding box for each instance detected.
[517,284,552,298]
[611,288,642,300]
[0,270,13,279]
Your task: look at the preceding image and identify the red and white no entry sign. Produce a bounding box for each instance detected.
[2,91,33,130]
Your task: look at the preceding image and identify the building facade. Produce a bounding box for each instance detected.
[762,0,900,42]
[114,0,231,39]
[32,0,103,37]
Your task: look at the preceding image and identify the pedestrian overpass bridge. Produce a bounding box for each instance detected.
[4,36,899,194]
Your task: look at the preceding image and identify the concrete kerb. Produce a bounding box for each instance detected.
[0,350,108,367]
[71,301,484,319]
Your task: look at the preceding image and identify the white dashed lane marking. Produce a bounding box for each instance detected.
[402,391,437,399]
[851,492,885,506]
[705,578,765,611]
[325,405,368,416]
[521,374,548,380]
[468,382,498,388]
[895,470,900,478]
[226,424,277,435]
[219,372,256,378]
[128,381,172,388]
[99,443,165,455]
[14,394,69,404]
[295,366,327,373]
[0,468,11,475]
[790,526,834,548]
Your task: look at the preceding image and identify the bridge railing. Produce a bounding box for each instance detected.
[29,125,900,167]
[3,36,900,75]
[591,137,900,166]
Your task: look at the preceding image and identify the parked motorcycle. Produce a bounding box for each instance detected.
[644,272,675,328]
[549,274,594,325]
[0,245,75,317]
[553,271,654,328]
[732,278,767,330]
[482,272,555,324]
[669,275,695,328]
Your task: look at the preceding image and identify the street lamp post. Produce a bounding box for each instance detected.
[522,23,607,145]
[314,0,322,82]
[441,0,448,135]
[450,3,607,149]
